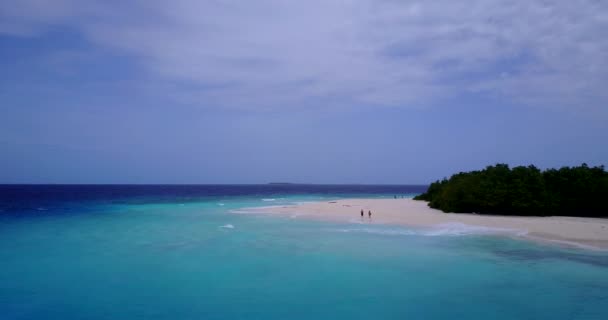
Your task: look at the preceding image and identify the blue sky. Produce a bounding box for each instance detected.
[1,1,607,184]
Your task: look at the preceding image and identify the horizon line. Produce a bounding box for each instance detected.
[0,183,430,186]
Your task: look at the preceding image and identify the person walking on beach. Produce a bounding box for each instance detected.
[368,210,372,219]
[361,209,364,218]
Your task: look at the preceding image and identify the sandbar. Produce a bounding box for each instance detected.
[245,198,608,250]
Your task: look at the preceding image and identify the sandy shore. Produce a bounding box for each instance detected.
[247,198,608,249]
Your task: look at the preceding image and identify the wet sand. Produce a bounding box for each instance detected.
[246,198,608,249]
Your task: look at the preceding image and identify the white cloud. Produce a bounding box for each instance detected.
[1,0,607,110]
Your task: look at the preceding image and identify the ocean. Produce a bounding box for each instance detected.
[1,185,607,319]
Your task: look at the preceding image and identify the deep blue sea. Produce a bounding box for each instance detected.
[1,185,607,320]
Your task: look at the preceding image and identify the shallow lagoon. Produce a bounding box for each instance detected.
[1,186,607,319]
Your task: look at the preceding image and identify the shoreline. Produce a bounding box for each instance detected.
[241,198,608,250]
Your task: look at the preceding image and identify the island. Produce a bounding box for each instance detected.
[247,164,608,249]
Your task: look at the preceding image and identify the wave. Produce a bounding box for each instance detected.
[330,227,418,236]
[524,235,605,251]
[293,201,315,205]
[229,205,286,214]
[228,209,251,214]
[261,198,276,202]
[425,223,526,236]
[328,223,526,237]
[219,224,234,229]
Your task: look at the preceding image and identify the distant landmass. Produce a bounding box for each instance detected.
[414,163,608,217]
[267,182,296,185]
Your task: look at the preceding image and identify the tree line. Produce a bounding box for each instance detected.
[414,164,608,217]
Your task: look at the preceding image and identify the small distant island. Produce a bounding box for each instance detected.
[414,164,608,217]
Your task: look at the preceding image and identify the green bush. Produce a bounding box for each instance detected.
[413,164,608,217]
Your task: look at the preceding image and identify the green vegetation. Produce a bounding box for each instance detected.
[414,164,608,217]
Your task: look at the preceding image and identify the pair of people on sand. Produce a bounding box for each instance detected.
[360,209,372,218]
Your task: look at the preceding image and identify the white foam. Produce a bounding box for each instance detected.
[424,223,526,236]
[229,205,285,214]
[217,203,225,206]
[219,224,234,229]
[524,235,605,251]
[229,210,248,214]
[261,198,276,202]
[347,218,366,224]
[328,223,525,237]
[329,227,418,236]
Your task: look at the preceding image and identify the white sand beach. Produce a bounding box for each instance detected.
[249,198,608,249]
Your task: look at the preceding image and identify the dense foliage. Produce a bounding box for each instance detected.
[414,164,608,217]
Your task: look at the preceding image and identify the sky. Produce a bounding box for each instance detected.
[1,0,607,184]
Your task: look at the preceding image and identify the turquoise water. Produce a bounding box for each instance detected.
[1,194,608,319]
